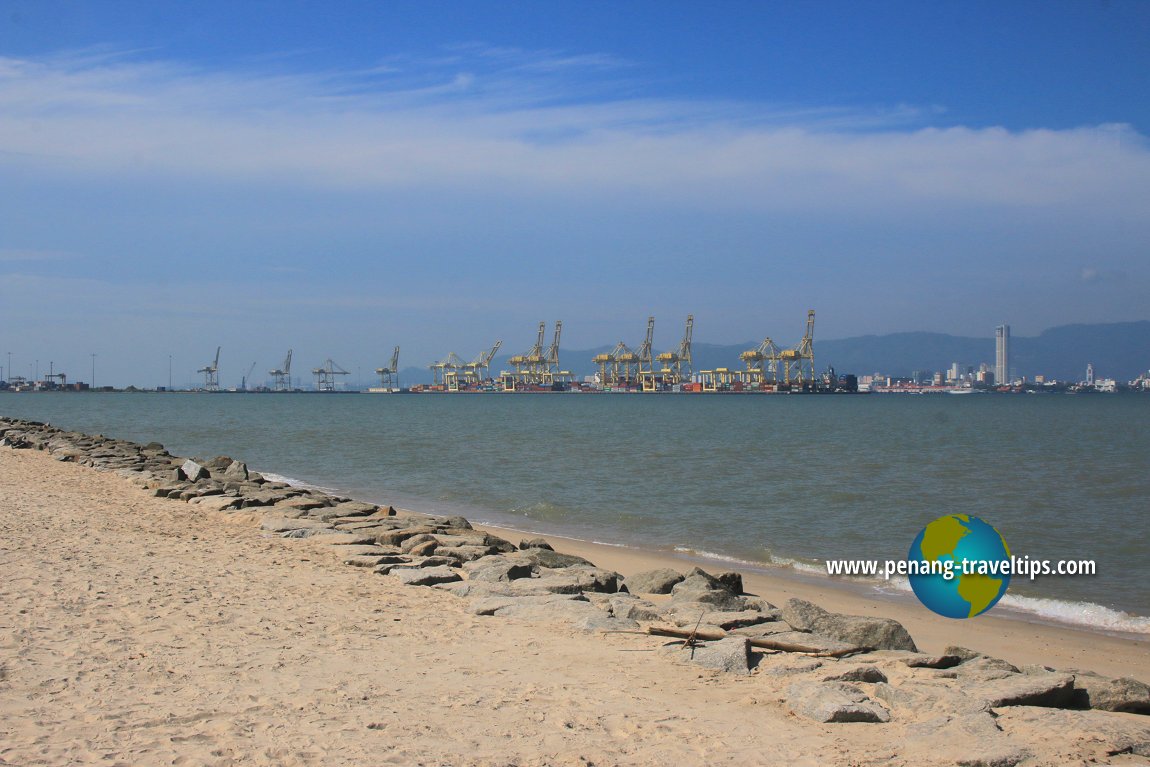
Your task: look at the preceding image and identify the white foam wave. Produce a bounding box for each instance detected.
[259,471,343,496]
[998,593,1150,635]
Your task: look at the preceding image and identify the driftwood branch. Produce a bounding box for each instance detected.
[646,626,861,658]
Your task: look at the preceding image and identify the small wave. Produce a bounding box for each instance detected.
[672,546,766,569]
[259,471,343,496]
[998,593,1150,635]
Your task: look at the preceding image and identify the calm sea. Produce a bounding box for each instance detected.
[3,391,1148,632]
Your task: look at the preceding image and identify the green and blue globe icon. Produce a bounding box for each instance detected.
[908,514,1011,619]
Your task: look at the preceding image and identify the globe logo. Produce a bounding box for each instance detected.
[907,514,1012,619]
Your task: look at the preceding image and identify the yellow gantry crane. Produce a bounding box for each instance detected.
[375,346,400,390]
[430,352,467,389]
[462,340,502,386]
[502,321,566,389]
[779,309,816,387]
[655,314,694,387]
[739,337,780,386]
[269,349,292,391]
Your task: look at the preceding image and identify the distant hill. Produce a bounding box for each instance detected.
[396,321,1150,385]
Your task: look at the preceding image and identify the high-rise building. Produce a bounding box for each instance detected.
[995,324,1010,385]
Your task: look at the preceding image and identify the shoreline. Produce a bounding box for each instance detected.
[466,520,1150,681]
[270,468,1149,643]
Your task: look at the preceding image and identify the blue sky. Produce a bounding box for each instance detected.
[1,1,1148,387]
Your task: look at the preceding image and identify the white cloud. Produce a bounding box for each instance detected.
[0,48,1146,219]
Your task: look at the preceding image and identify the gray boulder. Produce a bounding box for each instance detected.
[665,637,752,676]
[781,598,917,652]
[624,568,684,594]
[518,537,553,551]
[179,459,209,482]
[1071,672,1150,714]
[508,548,594,569]
[391,566,462,587]
[462,556,534,583]
[786,681,890,723]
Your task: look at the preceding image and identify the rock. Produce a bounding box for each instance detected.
[624,568,684,595]
[903,653,964,669]
[875,681,992,716]
[179,459,209,482]
[786,681,890,723]
[496,598,635,632]
[903,713,1027,767]
[514,566,622,595]
[470,593,586,616]
[781,598,917,652]
[759,655,824,676]
[307,533,377,546]
[376,526,439,546]
[439,515,472,529]
[823,665,889,684]
[954,656,1021,681]
[1070,671,1150,714]
[972,672,1080,709]
[668,578,748,610]
[220,460,249,480]
[462,556,534,583]
[944,645,984,662]
[274,496,329,512]
[334,545,392,557]
[729,621,795,638]
[406,540,439,557]
[344,555,394,567]
[391,566,462,587]
[410,556,457,568]
[435,544,499,563]
[200,456,234,470]
[714,571,743,595]
[758,630,866,657]
[400,533,440,553]
[508,548,595,569]
[260,517,333,533]
[665,637,751,676]
[993,707,1150,761]
[690,610,773,630]
[334,501,379,515]
[779,597,828,630]
[518,537,553,551]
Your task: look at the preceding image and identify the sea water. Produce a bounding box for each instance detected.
[3,391,1147,632]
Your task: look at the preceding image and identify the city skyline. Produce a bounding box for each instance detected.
[2,2,1149,384]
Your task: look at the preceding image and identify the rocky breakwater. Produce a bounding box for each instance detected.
[4,415,1150,766]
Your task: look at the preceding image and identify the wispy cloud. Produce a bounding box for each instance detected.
[3,46,1144,217]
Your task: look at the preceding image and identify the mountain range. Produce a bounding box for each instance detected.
[396,321,1150,386]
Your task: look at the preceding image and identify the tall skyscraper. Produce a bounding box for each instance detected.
[995,324,1010,385]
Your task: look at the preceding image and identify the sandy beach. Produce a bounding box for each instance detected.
[2,441,1149,766]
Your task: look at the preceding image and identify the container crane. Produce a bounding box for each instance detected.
[197,347,220,391]
[430,352,466,388]
[637,317,656,391]
[739,337,780,386]
[778,310,816,387]
[312,358,349,391]
[375,346,400,390]
[269,349,292,391]
[463,340,502,385]
[655,314,694,387]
